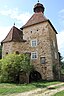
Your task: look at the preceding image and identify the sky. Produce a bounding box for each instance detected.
[0,0,64,57]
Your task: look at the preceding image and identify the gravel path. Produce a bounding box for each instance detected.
[10,82,64,96]
[35,86,64,96]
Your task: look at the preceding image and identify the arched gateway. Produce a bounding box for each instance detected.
[29,71,42,82]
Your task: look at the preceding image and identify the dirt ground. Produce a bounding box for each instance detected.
[10,82,64,96]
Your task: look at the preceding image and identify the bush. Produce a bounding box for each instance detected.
[0,45,2,59]
[52,64,59,80]
[0,54,33,83]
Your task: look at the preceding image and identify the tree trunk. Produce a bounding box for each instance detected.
[26,73,29,84]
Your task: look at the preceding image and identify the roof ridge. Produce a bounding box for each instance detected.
[12,26,14,41]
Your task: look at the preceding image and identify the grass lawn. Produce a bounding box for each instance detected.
[53,90,64,96]
[0,81,61,96]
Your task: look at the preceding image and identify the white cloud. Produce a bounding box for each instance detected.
[0,26,11,43]
[58,9,64,57]
[59,9,64,14]
[12,12,32,25]
[57,30,64,57]
[58,9,64,24]
[0,8,32,43]
[0,8,32,25]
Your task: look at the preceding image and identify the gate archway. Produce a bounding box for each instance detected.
[29,71,42,82]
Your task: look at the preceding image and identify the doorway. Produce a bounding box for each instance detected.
[29,71,42,82]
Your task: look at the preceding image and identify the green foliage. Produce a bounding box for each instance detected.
[53,90,64,96]
[0,45,2,59]
[58,52,64,74]
[53,64,58,75]
[0,81,60,95]
[52,64,60,80]
[20,54,33,73]
[61,61,64,69]
[0,54,33,83]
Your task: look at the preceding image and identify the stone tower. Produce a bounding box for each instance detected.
[2,2,60,81]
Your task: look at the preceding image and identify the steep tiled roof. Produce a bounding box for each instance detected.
[21,12,47,28]
[2,26,26,43]
[21,12,57,34]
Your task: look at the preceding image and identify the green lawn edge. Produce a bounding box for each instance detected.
[53,90,64,96]
[0,81,61,95]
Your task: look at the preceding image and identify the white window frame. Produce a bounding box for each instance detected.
[31,39,37,47]
[53,40,55,48]
[31,52,38,59]
[55,52,57,59]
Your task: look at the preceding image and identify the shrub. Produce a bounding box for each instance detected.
[0,54,33,83]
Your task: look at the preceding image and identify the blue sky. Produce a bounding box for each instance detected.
[0,0,64,57]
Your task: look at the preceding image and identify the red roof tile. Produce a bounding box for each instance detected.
[2,26,25,43]
[21,12,47,28]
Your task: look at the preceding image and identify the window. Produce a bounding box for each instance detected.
[31,31,32,33]
[55,52,57,59]
[31,39,37,47]
[6,52,8,55]
[31,52,38,59]
[16,51,19,54]
[53,40,55,48]
[40,57,46,64]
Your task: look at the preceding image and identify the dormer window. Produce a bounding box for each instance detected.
[31,39,37,47]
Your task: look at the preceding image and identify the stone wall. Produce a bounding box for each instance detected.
[23,22,54,80]
[48,22,60,79]
[2,42,13,58]
[60,74,64,81]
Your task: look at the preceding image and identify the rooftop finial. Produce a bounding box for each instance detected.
[38,0,39,2]
[14,22,15,26]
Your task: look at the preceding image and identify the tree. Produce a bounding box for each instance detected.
[20,54,34,83]
[0,53,33,83]
[0,45,2,59]
[58,52,64,74]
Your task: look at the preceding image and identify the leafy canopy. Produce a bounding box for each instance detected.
[0,53,33,83]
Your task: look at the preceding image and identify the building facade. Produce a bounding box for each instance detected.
[2,2,60,81]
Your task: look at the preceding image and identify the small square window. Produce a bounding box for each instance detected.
[31,52,38,59]
[31,39,37,47]
[40,57,46,64]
